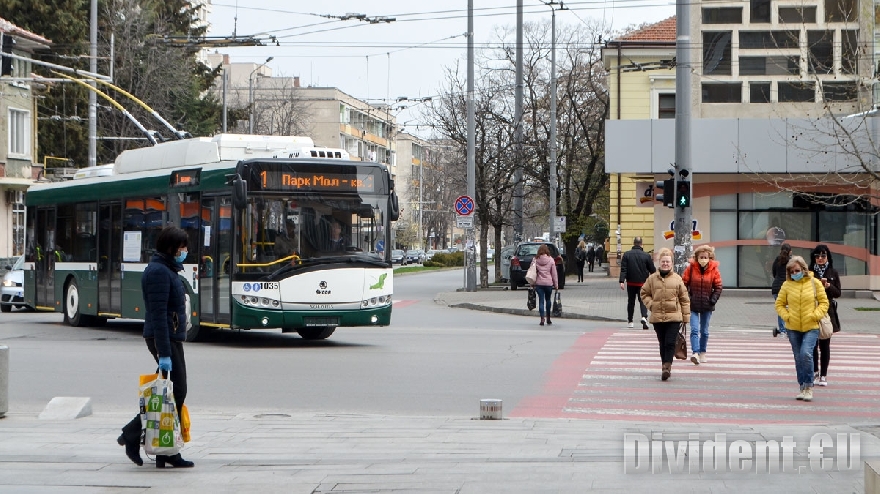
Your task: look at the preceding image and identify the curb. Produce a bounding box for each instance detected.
[447,303,622,322]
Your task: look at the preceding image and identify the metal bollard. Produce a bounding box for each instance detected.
[0,345,7,418]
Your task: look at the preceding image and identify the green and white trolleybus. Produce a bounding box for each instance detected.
[23,134,400,341]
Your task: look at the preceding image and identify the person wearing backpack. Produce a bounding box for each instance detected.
[575,240,587,282]
[586,245,596,273]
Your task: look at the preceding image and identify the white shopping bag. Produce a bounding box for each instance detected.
[139,373,183,456]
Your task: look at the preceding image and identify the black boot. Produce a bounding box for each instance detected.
[156,453,195,468]
[118,416,143,466]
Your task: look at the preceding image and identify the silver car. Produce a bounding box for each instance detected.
[1,255,27,312]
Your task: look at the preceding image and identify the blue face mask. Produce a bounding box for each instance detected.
[791,271,804,281]
[174,250,188,264]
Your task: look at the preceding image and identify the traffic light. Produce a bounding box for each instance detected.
[655,178,674,208]
[1,34,14,77]
[676,181,691,208]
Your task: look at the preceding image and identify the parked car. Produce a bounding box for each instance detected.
[425,249,443,261]
[1,255,28,312]
[508,242,566,290]
[499,246,516,282]
[406,249,426,264]
[486,248,495,261]
[390,249,408,265]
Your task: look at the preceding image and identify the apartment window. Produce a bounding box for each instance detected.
[703,7,742,23]
[750,82,772,103]
[822,82,858,101]
[841,30,858,74]
[779,7,817,23]
[702,82,742,103]
[750,0,771,22]
[8,108,30,157]
[739,56,799,75]
[703,31,732,75]
[778,81,815,102]
[826,0,857,22]
[807,31,833,74]
[658,94,676,119]
[739,31,800,49]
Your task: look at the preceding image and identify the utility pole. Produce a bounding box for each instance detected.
[673,0,693,272]
[88,0,97,167]
[512,0,524,246]
[248,57,273,134]
[465,0,477,291]
[543,1,564,246]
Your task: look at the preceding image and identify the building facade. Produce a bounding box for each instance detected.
[604,5,880,289]
[0,18,50,258]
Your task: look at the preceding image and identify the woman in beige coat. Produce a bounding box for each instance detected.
[640,248,691,381]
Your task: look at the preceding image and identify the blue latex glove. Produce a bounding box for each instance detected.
[158,357,172,373]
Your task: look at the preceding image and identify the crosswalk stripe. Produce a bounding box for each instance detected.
[512,330,880,424]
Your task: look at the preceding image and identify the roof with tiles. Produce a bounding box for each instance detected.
[615,16,676,43]
[0,16,52,45]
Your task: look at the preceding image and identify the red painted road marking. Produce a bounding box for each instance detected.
[392,299,419,309]
[510,329,880,424]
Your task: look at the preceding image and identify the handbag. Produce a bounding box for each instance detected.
[674,322,688,360]
[139,372,183,456]
[551,290,562,317]
[812,279,834,340]
[525,262,538,285]
[527,287,536,311]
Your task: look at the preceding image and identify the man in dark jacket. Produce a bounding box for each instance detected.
[619,237,656,329]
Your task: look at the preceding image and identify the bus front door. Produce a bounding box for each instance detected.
[98,202,122,316]
[198,196,231,326]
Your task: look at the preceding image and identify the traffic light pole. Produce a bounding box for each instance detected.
[673,0,693,273]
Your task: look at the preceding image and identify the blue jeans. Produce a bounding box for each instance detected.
[774,293,787,335]
[535,285,553,318]
[689,311,711,354]
[788,329,819,388]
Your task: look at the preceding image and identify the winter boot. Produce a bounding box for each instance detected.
[156,453,195,468]
[118,416,143,466]
[661,362,671,381]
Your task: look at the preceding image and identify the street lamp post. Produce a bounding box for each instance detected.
[248,56,273,134]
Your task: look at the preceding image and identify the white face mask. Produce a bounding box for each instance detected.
[698,258,709,267]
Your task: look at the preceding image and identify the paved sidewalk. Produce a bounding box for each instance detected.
[0,409,876,492]
[436,269,880,334]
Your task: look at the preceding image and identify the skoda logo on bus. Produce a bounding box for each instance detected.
[316,281,331,295]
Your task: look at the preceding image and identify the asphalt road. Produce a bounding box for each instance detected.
[0,268,583,418]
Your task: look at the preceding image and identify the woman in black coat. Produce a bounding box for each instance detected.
[810,244,842,387]
[118,226,194,468]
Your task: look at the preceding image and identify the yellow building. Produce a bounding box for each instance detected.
[601,18,676,266]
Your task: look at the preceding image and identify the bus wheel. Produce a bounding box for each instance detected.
[65,280,86,327]
[297,327,336,340]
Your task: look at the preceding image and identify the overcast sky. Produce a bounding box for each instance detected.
[206,1,675,134]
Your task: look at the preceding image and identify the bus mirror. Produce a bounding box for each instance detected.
[232,175,247,210]
[389,193,400,221]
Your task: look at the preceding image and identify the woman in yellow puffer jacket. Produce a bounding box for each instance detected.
[775,255,828,403]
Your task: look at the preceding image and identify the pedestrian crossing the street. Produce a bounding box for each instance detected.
[512,329,880,424]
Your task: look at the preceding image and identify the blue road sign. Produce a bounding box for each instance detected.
[454,195,475,216]
[375,239,385,253]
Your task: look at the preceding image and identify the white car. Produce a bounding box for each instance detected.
[1,255,27,312]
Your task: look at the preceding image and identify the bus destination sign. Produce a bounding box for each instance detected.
[170,168,201,188]
[258,170,376,193]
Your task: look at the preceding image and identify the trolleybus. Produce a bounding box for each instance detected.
[23,134,399,340]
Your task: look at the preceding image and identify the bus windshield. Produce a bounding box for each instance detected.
[238,193,387,274]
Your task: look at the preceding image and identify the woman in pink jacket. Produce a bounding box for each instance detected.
[531,244,559,326]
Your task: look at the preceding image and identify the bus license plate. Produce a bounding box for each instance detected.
[304,317,339,327]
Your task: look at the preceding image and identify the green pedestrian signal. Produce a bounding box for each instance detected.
[676,181,691,208]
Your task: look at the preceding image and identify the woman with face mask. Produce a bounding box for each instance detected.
[117,226,195,468]
[682,245,723,365]
[809,245,841,387]
[640,248,691,381]
[775,255,828,402]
